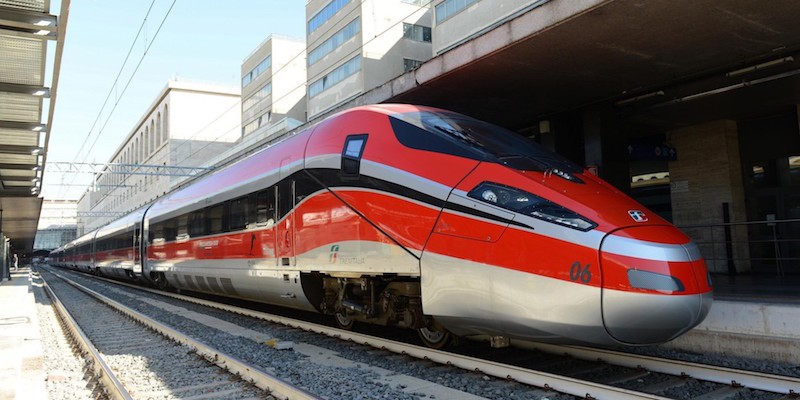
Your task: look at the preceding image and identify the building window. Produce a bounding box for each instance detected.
[156,113,162,147]
[308,0,351,35]
[403,58,424,72]
[150,120,155,153]
[145,127,151,158]
[435,0,480,23]
[308,17,361,66]
[309,55,361,98]
[242,55,272,88]
[402,23,431,43]
[162,104,169,142]
[401,0,427,5]
[243,82,272,112]
[242,111,271,136]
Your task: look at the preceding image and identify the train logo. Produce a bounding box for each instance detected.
[329,245,340,264]
[628,210,649,222]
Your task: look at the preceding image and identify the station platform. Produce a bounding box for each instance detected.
[657,273,800,364]
[0,267,47,400]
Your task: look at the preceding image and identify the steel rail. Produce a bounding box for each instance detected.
[515,342,800,395]
[39,272,133,400]
[66,269,670,400]
[47,269,320,400]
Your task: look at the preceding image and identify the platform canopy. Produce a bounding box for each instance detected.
[391,0,800,131]
[0,0,68,254]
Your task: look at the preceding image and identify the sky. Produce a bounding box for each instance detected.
[44,0,306,201]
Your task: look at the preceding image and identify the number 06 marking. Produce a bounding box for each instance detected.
[570,261,592,283]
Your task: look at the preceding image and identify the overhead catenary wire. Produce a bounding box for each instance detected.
[81,0,435,223]
[58,0,178,199]
[60,0,365,201]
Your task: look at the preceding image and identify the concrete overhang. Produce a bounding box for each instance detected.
[323,0,800,132]
[0,1,69,254]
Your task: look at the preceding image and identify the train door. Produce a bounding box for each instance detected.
[277,158,295,266]
[133,223,142,275]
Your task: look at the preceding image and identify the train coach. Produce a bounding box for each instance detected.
[53,104,713,348]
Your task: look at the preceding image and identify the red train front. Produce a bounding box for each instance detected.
[299,104,712,346]
[57,103,713,349]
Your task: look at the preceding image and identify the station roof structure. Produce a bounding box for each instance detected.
[0,0,69,254]
[386,0,800,131]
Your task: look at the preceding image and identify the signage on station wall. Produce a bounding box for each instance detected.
[628,143,677,161]
[586,165,599,176]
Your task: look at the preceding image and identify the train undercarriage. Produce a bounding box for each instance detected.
[309,273,453,349]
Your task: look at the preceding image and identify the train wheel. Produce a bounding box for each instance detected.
[417,325,452,349]
[151,272,169,290]
[334,312,355,330]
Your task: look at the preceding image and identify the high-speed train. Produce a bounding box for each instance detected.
[51,104,713,348]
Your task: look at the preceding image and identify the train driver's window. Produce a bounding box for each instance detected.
[342,134,368,178]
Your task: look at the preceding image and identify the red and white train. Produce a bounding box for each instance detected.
[51,104,713,348]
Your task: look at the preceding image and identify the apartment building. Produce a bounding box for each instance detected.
[241,35,307,140]
[432,0,540,54]
[77,80,241,233]
[306,0,433,119]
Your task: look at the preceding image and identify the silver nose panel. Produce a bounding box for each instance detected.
[601,235,712,344]
[603,290,712,344]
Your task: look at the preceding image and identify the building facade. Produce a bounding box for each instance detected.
[241,35,307,140]
[431,0,541,55]
[305,0,433,119]
[77,80,241,233]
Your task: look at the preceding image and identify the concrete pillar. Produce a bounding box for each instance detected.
[668,120,749,274]
[583,107,629,192]
[1,234,8,281]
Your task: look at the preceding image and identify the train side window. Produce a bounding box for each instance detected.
[177,215,189,239]
[151,223,165,244]
[255,190,275,226]
[207,204,225,234]
[189,209,206,237]
[341,134,368,178]
[229,196,249,231]
[164,219,177,242]
[245,192,258,228]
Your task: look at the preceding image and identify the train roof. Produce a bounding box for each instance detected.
[95,205,149,239]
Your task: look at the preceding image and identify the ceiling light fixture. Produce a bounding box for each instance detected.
[726,56,794,77]
[615,90,665,106]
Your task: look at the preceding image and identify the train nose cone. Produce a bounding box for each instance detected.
[600,226,713,344]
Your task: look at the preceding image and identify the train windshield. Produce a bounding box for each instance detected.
[391,110,583,177]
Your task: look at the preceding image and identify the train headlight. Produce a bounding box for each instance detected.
[468,182,597,231]
[481,189,498,203]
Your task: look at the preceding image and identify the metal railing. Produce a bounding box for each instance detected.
[678,218,800,276]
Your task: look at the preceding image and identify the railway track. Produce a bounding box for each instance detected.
[40,268,316,400]
[42,266,800,400]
